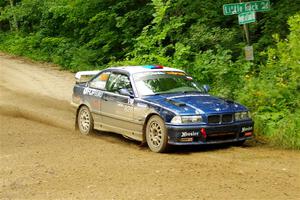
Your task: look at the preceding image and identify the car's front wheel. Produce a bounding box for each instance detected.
[146,115,169,153]
[77,106,94,135]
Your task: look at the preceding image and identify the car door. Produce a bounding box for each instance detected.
[86,71,110,129]
[101,72,136,137]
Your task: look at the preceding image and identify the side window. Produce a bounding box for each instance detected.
[106,73,133,94]
[89,72,110,90]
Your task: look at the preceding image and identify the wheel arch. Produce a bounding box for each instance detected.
[75,103,91,130]
[142,113,163,143]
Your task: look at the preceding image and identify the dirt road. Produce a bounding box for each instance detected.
[0,53,299,200]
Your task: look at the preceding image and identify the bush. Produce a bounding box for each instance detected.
[237,14,300,149]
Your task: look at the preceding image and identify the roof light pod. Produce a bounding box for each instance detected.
[144,65,164,69]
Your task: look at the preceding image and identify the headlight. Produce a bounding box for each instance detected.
[171,115,203,124]
[235,111,250,121]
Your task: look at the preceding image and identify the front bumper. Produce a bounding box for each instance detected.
[166,120,254,145]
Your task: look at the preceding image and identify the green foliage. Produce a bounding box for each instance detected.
[257,0,300,50]
[0,0,299,148]
[1,0,153,69]
[237,14,300,149]
[192,48,253,99]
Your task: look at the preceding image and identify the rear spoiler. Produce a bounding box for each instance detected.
[75,70,101,83]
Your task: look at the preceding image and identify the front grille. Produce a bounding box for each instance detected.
[222,114,233,123]
[208,115,220,123]
[207,114,233,124]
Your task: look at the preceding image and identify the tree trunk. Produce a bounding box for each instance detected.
[9,0,18,32]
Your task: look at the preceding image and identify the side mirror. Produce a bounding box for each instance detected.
[203,85,210,93]
[119,88,134,97]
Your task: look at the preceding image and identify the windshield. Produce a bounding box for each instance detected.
[133,71,204,96]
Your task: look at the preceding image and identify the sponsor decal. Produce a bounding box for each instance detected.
[179,137,193,142]
[181,131,199,137]
[242,126,253,132]
[165,71,186,76]
[83,88,103,97]
[99,73,109,81]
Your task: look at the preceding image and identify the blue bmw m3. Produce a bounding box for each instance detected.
[71,65,254,153]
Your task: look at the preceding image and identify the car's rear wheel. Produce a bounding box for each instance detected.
[146,115,169,153]
[77,106,94,135]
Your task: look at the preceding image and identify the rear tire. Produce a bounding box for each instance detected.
[77,106,94,135]
[146,115,169,153]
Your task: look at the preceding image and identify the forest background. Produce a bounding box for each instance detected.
[0,0,299,149]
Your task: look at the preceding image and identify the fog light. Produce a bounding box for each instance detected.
[244,132,252,137]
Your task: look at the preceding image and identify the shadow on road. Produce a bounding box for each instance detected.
[88,130,260,154]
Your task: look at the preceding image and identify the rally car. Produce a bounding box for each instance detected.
[71,65,253,153]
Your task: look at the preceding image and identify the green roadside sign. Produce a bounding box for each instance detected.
[223,0,270,15]
[238,11,256,24]
[223,0,271,60]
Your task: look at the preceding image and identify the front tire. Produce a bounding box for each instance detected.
[146,115,169,153]
[77,106,94,135]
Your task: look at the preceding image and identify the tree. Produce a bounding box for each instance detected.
[9,0,18,31]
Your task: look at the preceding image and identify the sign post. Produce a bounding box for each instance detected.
[245,46,254,60]
[222,0,270,60]
[238,11,256,25]
[223,0,270,15]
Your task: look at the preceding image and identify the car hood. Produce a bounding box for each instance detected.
[143,93,247,115]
